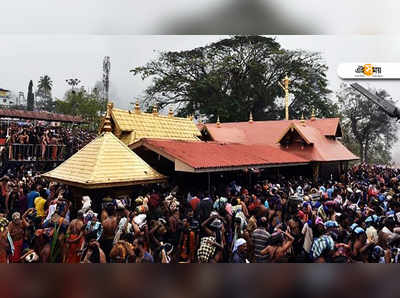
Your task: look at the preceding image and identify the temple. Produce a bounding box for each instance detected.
[43,102,358,204]
[41,131,166,189]
[42,104,168,208]
[131,111,358,184]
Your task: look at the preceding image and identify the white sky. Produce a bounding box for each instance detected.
[1,35,400,107]
[0,1,399,34]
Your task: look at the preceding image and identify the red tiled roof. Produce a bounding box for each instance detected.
[278,123,358,162]
[204,118,341,146]
[0,109,85,123]
[306,118,341,136]
[130,118,358,172]
[132,139,310,171]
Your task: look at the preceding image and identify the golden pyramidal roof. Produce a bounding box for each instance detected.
[99,103,201,145]
[42,132,167,189]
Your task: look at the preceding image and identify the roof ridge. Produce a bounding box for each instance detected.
[113,107,191,120]
[205,117,338,125]
[87,133,107,183]
[108,132,164,178]
[109,131,145,157]
[41,131,167,187]
[44,132,100,176]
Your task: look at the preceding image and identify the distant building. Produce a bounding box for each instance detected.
[0,88,11,105]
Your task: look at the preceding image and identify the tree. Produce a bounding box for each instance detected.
[131,35,336,122]
[54,87,104,130]
[37,75,53,99]
[27,80,35,111]
[337,83,398,164]
[92,80,107,115]
[36,75,55,112]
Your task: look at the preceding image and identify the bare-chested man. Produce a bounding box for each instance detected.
[64,210,84,263]
[81,232,107,263]
[100,203,117,262]
[8,211,29,262]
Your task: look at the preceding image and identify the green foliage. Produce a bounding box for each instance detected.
[131,35,336,122]
[36,97,56,112]
[27,80,35,111]
[37,75,53,99]
[36,75,55,112]
[337,83,398,164]
[49,223,62,263]
[55,87,104,130]
[92,80,108,115]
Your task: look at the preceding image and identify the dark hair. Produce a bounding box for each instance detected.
[85,231,98,242]
[257,217,268,228]
[269,232,284,246]
[30,184,37,191]
[39,189,48,199]
[121,233,134,243]
[105,203,115,216]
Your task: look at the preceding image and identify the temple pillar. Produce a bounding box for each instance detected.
[312,163,320,185]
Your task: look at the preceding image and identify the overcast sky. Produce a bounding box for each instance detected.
[1,35,400,107]
[0,1,399,34]
[1,34,400,159]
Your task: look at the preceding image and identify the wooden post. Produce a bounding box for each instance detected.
[208,172,211,195]
[312,163,320,185]
[249,170,252,187]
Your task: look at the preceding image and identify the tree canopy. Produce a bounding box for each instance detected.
[37,75,53,98]
[54,87,104,130]
[337,83,398,164]
[36,75,55,112]
[131,35,336,122]
[27,80,34,111]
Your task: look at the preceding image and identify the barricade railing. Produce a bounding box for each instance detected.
[5,144,67,162]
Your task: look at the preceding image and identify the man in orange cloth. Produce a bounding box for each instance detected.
[64,210,84,263]
[0,217,13,263]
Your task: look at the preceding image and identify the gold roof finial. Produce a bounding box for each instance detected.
[189,114,193,121]
[278,74,290,121]
[135,100,141,114]
[311,108,316,121]
[168,107,173,118]
[216,115,221,128]
[152,104,158,116]
[103,102,113,132]
[107,102,114,111]
[249,112,253,123]
[300,113,305,125]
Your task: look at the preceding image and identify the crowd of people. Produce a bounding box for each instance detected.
[1,163,400,263]
[0,122,96,162]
